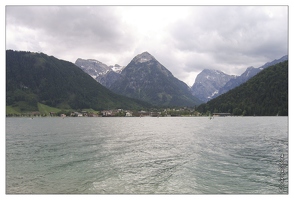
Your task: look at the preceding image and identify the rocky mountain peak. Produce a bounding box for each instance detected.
[195,55,288,101]
[195,69,231,83]
[132,51,155,64]
[191,69,236,102]
[75,58,116,86]
[110,52,202,106]
[241,66,260,78]
[75,58,109,71]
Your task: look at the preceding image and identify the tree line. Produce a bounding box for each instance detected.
[196,61,288,116]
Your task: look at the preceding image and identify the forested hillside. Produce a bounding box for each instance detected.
[6,50,150,113]
[196,61,288,116]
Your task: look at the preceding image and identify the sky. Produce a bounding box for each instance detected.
[5,5,289,86]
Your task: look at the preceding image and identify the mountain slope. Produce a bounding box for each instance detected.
[191,69,236,102]
[216,55,288,98]
[75,58,123,88]
[110,52,202,107]
[196,61,288,116]
[96,70,122,88]
[6,50,150,112]
[75,58,110,79]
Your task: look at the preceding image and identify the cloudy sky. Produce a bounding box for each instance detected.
[6,5,288,86]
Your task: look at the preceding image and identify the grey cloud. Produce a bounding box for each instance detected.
[6,6,288,85]
[172,6,287,54]
[169,6,288,71]
[6,6,137,60]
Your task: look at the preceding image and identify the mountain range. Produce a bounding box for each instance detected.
[191,69,236,102]
[75,58,124,87]
[6,50,150,114]
[109,52,202,107]
[78,52,287,105]
[196,60,288,116]
[76,52,202,107]
[6,50,288,115]
[191,55,288,102]
[215,55,289,98]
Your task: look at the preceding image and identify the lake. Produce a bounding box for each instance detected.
[6,116,288,194]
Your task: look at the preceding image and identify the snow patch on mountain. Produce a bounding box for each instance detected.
[216,55,288,98]
[110,64,124,73]
[191,69,236,102]
[75,58,123,88]
[208,90,219,99]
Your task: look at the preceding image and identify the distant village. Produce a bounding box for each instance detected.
[55,108,200,118]
[7,107,235,118]
[15,107,211,118]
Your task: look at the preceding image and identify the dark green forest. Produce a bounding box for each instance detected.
[6,50,150,113]
[197,61,288,116]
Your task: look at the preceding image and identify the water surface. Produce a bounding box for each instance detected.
[6,117,288,194]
